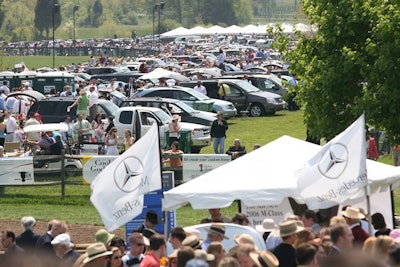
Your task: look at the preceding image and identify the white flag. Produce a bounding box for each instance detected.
[296,114,367,209]
[90,124,161,231]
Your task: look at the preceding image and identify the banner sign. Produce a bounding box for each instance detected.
[0,157,34,185]
[82,156,117,184]
[241,198,293,228]
[182,154,231,182]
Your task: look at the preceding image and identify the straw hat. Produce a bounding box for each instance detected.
[342,206,365,219]
[255,218,276,233]
[276,220,304,237]
[194,249,215,261]
[205,224,229,240]
[250,251,279,267]
[234,233,256,247]
[182,235,203,249]
[83,243,113,263]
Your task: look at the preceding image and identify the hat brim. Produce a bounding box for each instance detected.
[255,225,275,233]
[204,228,229,240]
[250,251,279,267]
[83,250,113,264]
[342,211,365,219]
[276,225,304,238]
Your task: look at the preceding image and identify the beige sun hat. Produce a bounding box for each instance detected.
[204,223,229,240]
[234,233,256,248]
[194,249,215,262]
[250,251,279,267]
[255,218,276,233]
[342,206,365,219]
[275,220,304,238]
[182,235,203,249]
[83,242,113,264]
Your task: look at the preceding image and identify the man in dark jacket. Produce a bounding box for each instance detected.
[15,216,40,254]
[210,112,228,154]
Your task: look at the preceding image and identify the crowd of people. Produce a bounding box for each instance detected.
[2,206,400,267]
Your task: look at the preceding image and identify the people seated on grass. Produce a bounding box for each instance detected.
[226,139,246,160]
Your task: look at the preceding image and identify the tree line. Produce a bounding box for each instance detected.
[0,0,299,42]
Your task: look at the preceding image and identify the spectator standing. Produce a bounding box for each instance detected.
[16,216,40,253]
[0,115,5,147]
[4,110,18,142]
[140,234,166,267]
[215,49,225,70]
[1,230,24,266]
[125,77,137,97]
[301,210,321,235]
[134,210,161,234]
[1,80,10,95]
[193,81,207,95]
[169,227,186,250]
[328,223,354,256]
[341,206,369,247]
[35,220,68,262]
[123,129,135,152]
[271,220,304,267]
[51,233,80,267]
[210,112,228,154]
[201,224,229,251]
[84,243,113,267]
[73,113,92,144]
[68,89,89,120]
[372,212,391,237]
[105,127,119,155]
[168,115,181,146]
[88,86,99,121]
[122,232,146,267]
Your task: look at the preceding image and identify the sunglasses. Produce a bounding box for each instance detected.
[113,256,122,260]
[134,243,145,246]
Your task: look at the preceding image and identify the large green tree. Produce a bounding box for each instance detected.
[284,0,400,141]
[34,0,61,38]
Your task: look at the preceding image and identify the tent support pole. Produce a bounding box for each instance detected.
[365,186,373,235]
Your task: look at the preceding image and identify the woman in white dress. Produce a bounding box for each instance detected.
[105,127,119,155]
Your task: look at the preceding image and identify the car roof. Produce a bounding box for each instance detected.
[123,97,180,104]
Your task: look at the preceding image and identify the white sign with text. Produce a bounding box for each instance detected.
[182,154,231,182]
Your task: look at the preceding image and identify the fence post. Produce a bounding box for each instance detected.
[61,149,65,199]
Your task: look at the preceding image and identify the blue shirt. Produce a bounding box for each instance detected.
[0,96,5,111]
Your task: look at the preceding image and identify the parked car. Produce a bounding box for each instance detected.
[119,97,216,126]
[114,106,211,153]
[28,96,119,123]
[181,79,286,117]
[133,87,237,119]
[221,74,288,96]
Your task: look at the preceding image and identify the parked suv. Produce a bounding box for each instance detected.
[119,97,216,126]
[221,74,288,97]
[133,86,237,119]
[29,97,119,123]
[180,79,286,117]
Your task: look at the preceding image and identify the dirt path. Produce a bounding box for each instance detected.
[0,219,126,245]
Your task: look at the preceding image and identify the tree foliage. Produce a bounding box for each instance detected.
[34,0,61,38]
[280,0,400,142]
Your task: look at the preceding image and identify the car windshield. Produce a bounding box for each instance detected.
[101,101,119,116]
[153,109,172,124]
[186,88,211,100]
[174,101,198,113]
[236,80,261,93]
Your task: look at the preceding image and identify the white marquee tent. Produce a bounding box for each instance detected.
[163,135,400,212]
[161,23,316,37]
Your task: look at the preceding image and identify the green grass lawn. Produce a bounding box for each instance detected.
[0,111,307,227]
[1,56,90,70]
[0,110,399,228]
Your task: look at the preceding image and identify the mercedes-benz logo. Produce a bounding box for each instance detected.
[114,156,144,192]
[317,143,348,179]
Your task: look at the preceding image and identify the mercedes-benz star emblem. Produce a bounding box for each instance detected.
[317,143,348,179]
[114,156,144,192]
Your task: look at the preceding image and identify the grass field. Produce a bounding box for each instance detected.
[0,110,307,227]
[1,110,398,228]
[1,56,91,70]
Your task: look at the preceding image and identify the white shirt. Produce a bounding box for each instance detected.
[12,99,29,116]
[5,116,18,133]
[89,90,99,106]
[193,85,207,95]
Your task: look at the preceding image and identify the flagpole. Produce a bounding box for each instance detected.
[158,125,169,238]
[365,185,373,235]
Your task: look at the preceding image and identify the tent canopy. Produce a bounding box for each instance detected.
[163,135,400,211]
